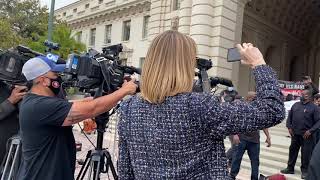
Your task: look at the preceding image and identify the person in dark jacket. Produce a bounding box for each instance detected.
[313,94,320,143]
[307,141,320,180]
[281,89,320,179]
[302,76,319,95]
[0,82,27,165]
[117,30,285,180]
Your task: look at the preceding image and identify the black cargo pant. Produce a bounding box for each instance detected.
[287,134,315,173]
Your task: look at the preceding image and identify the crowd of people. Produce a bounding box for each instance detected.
[0,30,318,180]
[224,87,320,180]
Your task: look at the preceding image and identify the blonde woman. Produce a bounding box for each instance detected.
[118,30,285,179]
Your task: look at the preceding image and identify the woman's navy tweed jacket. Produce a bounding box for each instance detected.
[118,65,285,180]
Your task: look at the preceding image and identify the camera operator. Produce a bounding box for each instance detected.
[117,31,285,179]
[302,76,319,96]
[18,56,137,180]
[0,82,27,165]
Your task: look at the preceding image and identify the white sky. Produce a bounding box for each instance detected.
[40,0,78,10]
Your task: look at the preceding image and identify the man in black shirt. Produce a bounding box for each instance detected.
[281,89,320,179]
[313,94,320,143]
[302,76,319,95]
[0,82,26,164]
[18,56,137,180]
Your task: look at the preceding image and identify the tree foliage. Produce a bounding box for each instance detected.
[0,18,23,49]
[0,0,86,58]
[0,0,48,38]
[28,23,86,59]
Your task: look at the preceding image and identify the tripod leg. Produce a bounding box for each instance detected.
[104,152,118,180]
[8,143,20,180]
[1,142,14,180]
[94,160,101,180]
[87,161,95,180]
[77,151,92,180]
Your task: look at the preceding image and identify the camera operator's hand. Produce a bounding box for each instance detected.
[8,85,28,105]
[236,43,266,68]
[121,78,138,95]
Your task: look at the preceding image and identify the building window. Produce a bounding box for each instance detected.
[85,4,90,9]
[90,28,96,46]
[122,20,131,41]
[172,0,181,11]
[99,0,103,4]
[63,12,66,16]
[73,8,77,13]
[139,57,145,68]
[142,16,150,39]
[77,31,82,42]
[105,24,112,44]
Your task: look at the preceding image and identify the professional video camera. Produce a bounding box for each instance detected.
[0,41,64,87]
[64,44,140,94]
[66,44,141,180]
[194,57,233,93]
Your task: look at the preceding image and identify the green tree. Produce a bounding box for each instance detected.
[28,23,86,59]
[0,0,48,38]
[0,0,86,58]
[0,18,23,49]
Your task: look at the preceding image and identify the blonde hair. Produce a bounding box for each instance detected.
[140,30,197,104]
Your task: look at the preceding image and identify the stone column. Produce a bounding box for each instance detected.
[232,0,251,95]
[280,42,288,80]
[232,0,250,90]
[189,0,215,60]
[307,48,317,80]
[189,0,250,80]
[178,0,192,35]
[148,0,171,40]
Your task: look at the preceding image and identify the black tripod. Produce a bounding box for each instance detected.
[76,112,118,180]
[77,85,118,180]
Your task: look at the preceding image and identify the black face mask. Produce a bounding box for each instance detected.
[300,96,310,103]
[48,76,63,96]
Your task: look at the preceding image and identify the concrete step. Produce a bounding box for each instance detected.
[240,153,301,173]
[224,140,301,159]
[225,121,304,180]
[240,160,302,180]
[224,143,301,166]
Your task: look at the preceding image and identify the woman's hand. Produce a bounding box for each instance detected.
[236,43,266,68]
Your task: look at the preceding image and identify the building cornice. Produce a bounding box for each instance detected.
[65,0,150,29]
[55,0,88,13]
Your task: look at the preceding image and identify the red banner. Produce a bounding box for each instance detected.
[279,80,304,97]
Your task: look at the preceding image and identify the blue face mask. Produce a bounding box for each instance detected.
[300,96,305,102]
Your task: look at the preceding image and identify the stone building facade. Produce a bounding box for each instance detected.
[56,0,320,95]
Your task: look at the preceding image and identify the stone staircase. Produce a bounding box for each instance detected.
[225,122,303,180]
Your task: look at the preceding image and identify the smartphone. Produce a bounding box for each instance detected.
[227,47,241,62]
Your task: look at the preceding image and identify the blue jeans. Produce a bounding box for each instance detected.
[230,140,260,180]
